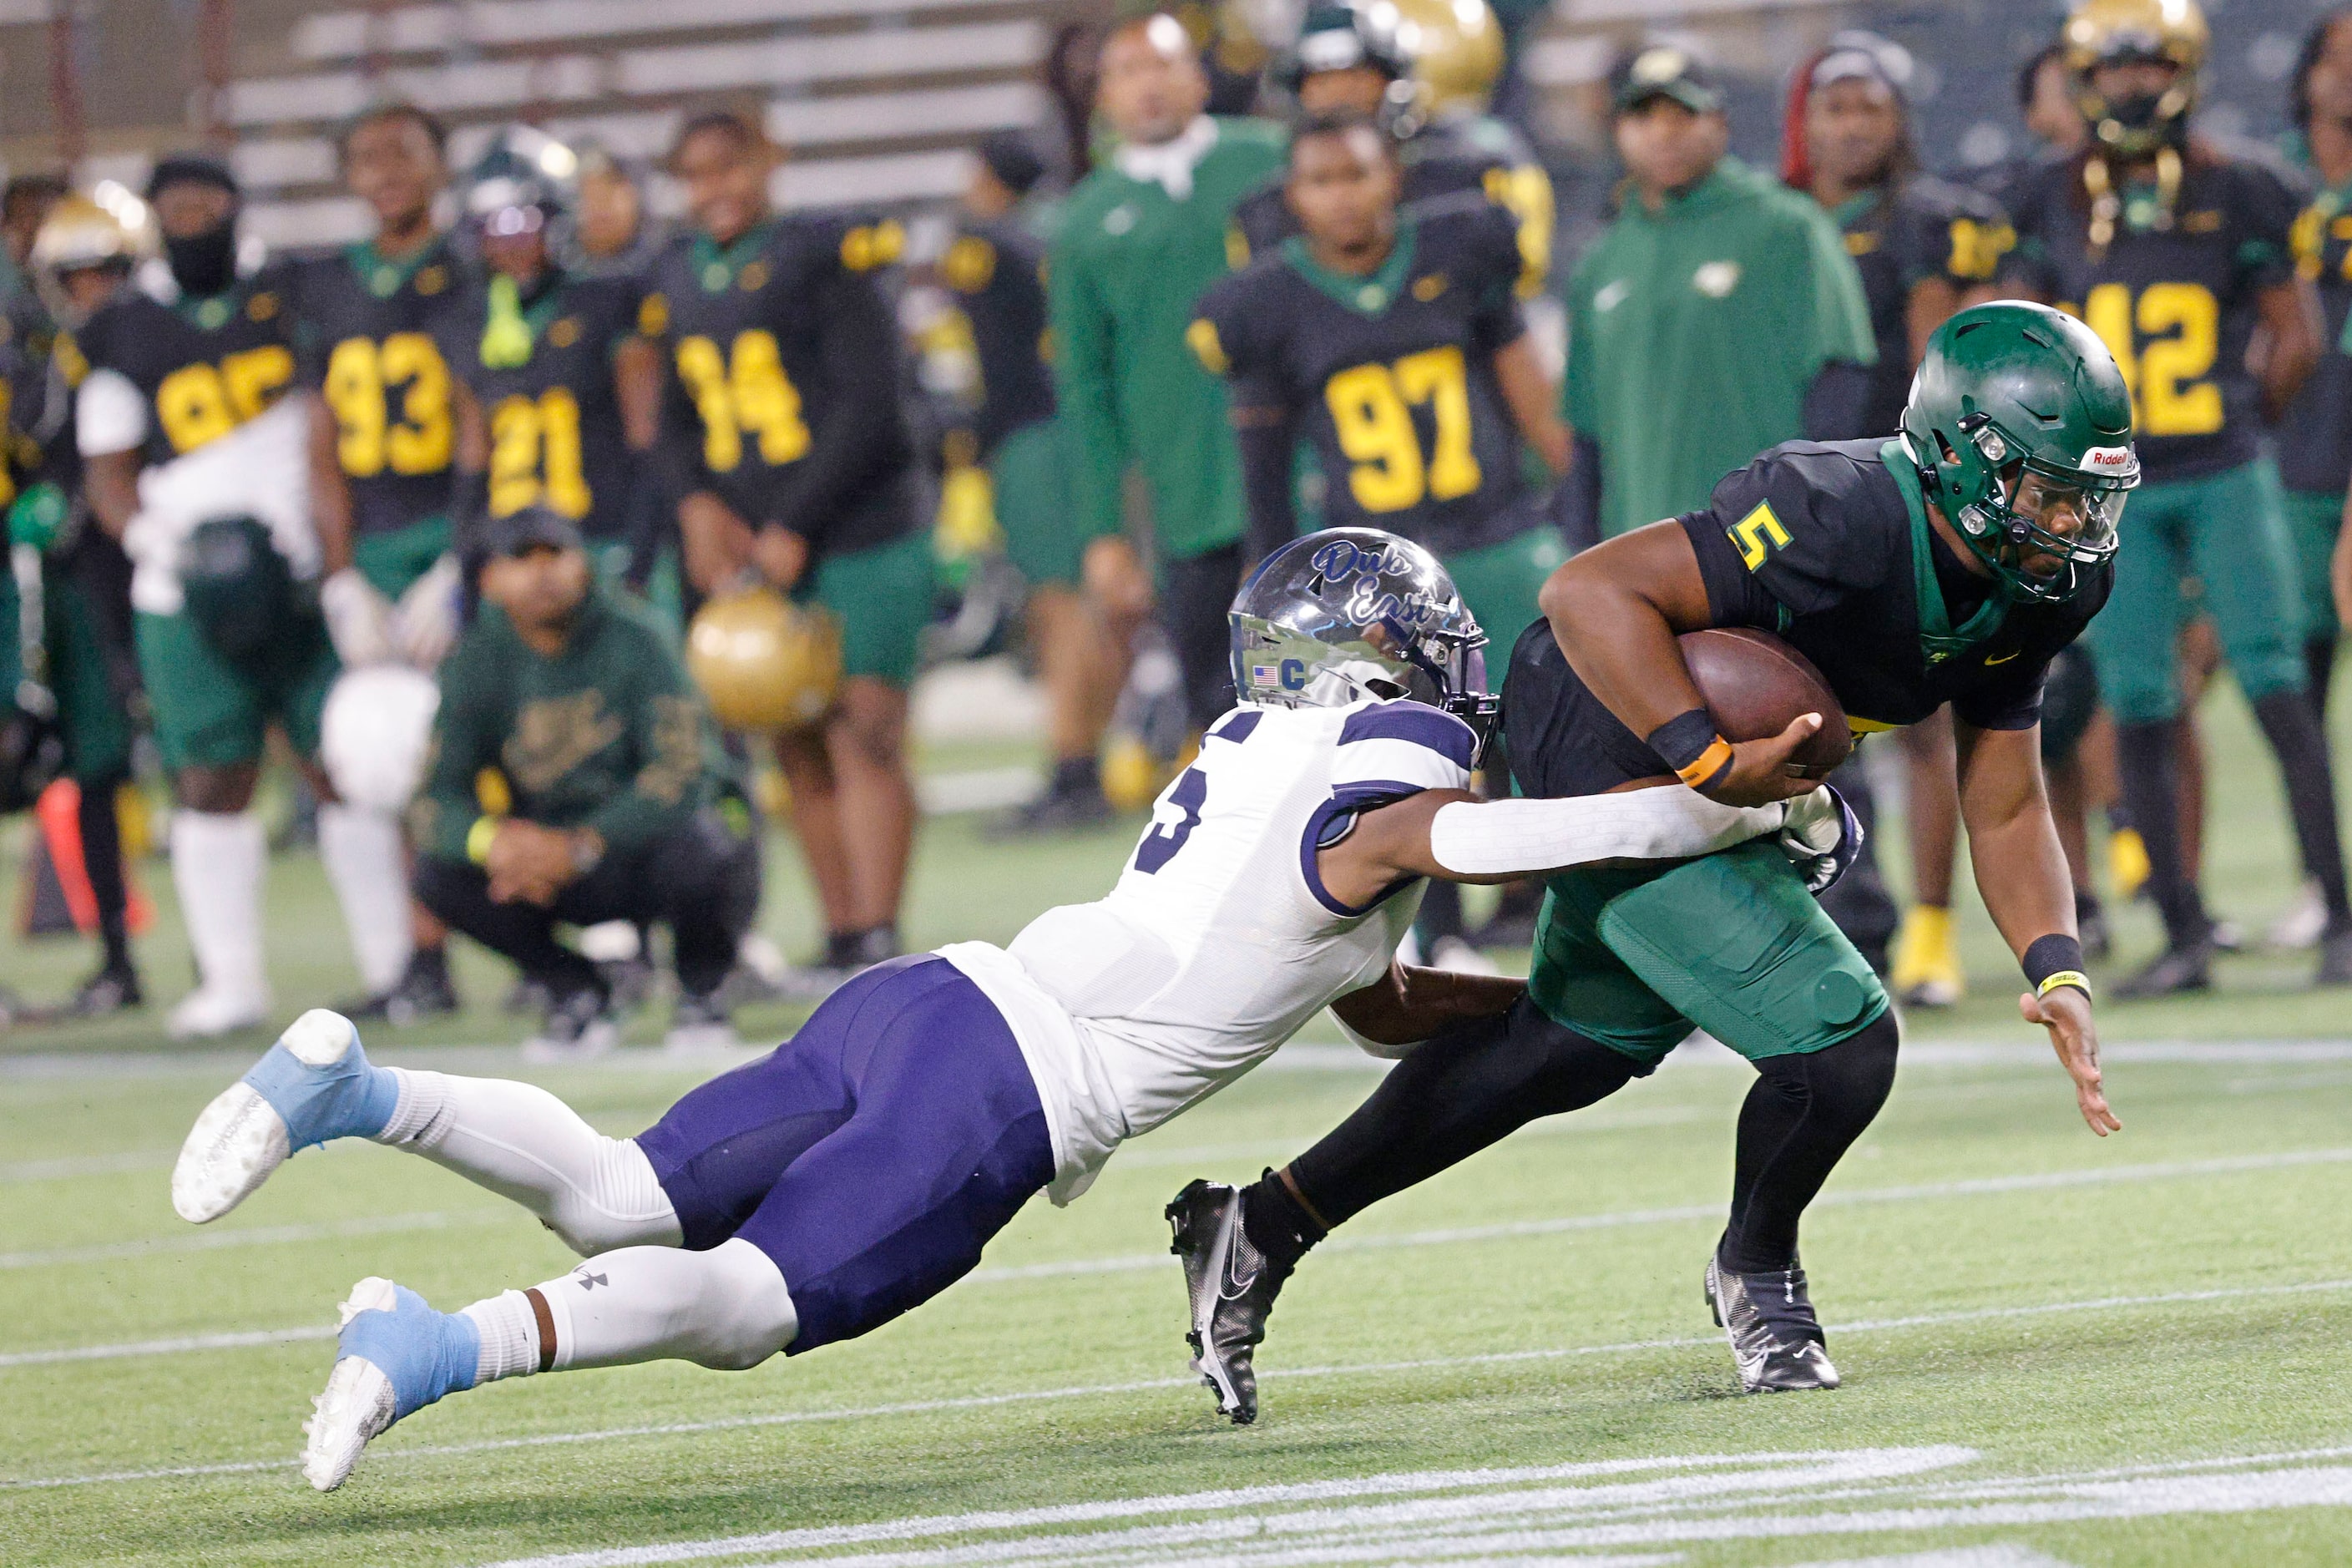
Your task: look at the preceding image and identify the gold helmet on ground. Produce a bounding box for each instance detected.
[1390,0,1502,116]
[685,589,842,734]
[2063,0,2208,156]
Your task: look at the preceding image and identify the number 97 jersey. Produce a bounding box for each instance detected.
[2005,152,2303,484]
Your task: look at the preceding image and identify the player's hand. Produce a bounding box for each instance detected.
[485,821,574,907]
[392,554,463,668]
[752,525,808,592]
[2330,506,2352,633]
[321,567,397,667]
[2020,984,2118,1136]
[1699,714,1823,807]
[1083,534,1152,625]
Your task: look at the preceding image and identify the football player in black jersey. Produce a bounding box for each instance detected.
[2283,10,2352,724]
[73,157,384,1037]
[1173,302,2132,1418]
[645,111,926,983]
[2007,0,2351,993]
[301,101,468,1025]
[442,131,664,599]
[1787,31,2019,1011]
[1231,0,1551,299]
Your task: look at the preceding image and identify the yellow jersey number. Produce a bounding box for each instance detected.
[488,387,592,520]
[2080,281,2223,439]
[322,332,453,477]
[675,331,809,474]
[1482,163,1556,299]
[154,345,296,455]
[1324,345,1481,514]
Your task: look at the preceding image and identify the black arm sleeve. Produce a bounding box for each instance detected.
[1237,412,1300,571]
[1557,432,1604,554]
[773,265,908,550]
[1800,360,1875,442]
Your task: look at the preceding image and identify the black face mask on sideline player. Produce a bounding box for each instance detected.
[164,220,239,298]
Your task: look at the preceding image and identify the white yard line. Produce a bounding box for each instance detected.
[9,1276,2352,1494]
[0,1208,504,1271]
[0,1325,338,1368]
[0,1149,174,1183]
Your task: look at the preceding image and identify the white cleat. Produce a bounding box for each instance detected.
[302,1279,402,1493]
[168,984,271,1041]
[172,1010,374,1225]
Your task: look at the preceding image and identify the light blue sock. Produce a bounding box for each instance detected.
[240,1020,402,1150]
[341,1286,482,1419]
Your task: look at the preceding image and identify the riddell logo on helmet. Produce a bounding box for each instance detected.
[2081,447,2132,474]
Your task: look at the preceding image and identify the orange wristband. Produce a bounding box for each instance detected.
[1674,737,1736,792]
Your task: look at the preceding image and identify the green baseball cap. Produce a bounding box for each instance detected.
[1611,42,1723,114]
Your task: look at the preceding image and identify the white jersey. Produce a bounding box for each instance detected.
[940,697,1474,1203]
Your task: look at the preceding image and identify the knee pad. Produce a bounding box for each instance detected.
[546,1138,680,1257]
[694,1238,801,1370]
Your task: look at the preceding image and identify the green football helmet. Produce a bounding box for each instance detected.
[1899,301,2138,604]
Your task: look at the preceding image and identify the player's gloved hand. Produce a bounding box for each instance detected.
[7,483,66,551]
[392,554,463,668]
[1777,784,1863,894]
[321,567,397,667]
[751,525,808,592]
[1699,713,1825,808]
[2019,983,2118,1137]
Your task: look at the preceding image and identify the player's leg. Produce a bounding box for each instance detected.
[135,609,275,1036]
[48,564,143,1009]
[1161,543,1246,733]
[1889,710,1965,1007]
[411,852,618,1057]
[804,531,928,970]
[2188,462,2352,984]
[1175,867,1682,1423]
[994,418,1125,832]
[1596,841,1891,1393]
[2271,485,2346,949]
[644,804,760,1051]
[301,956,1054,1490]
[2039,647,2108,956]
[2086,482,2208,992]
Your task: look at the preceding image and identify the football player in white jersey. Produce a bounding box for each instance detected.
[168,528,1848,1491]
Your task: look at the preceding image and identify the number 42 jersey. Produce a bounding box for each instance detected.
[937,697,1474,1203]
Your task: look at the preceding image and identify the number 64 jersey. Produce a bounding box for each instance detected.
[937,698,1474,1204]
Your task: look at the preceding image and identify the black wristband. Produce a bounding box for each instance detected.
[2021,933,2086,990]
[1646,709,1722,773]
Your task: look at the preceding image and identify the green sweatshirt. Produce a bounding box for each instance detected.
[1049,116,1287,560]
[1563,155,1875,538]
[414,582,724,863]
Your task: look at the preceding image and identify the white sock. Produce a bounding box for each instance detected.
[316,802,413,996]
[378,1069,684,1253]
[536,1238,797,1372]
[169,810,268,1001]
[461,1289,544,1383]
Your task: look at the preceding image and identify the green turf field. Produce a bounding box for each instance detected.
[2,674,2349,1564]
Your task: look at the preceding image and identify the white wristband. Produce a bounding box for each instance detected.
[1426,788,1789,878]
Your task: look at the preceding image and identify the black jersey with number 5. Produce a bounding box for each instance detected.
[439,271,642,544]
[1194,195,1540,558]
[1505,438,2110,799]
[2006,151,2300,484]
[293,240,465,534]
[73,264,300,468]
[640,213,917,557]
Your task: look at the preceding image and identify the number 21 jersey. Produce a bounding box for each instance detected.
[2006,151,2301,483]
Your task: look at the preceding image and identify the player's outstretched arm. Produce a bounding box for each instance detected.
[1955,718,2118,1136]
[1538,524,1822,807]
[1317,783,1828,910]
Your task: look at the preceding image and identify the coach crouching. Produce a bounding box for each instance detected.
[412,506,756,1060]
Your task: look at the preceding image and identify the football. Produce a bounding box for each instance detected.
[1678,626,1854,779]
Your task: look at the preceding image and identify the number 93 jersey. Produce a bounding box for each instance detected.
[974,697,1473,1199]
[640,213,916,551]
[438,271,642,541]
[69,261,300,468]
[292,240,464,534]
[2005,151,2303,484]
[1192,194,1541,557]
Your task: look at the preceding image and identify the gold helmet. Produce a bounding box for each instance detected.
[2064,0,2208,156]
[31,192,147,276]
[1390,0,1502,117]
[686,589,843,734]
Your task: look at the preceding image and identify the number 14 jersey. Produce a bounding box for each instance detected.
[2006,151,2302,484]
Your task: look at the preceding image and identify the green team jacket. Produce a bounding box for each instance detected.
[1563,155,1876,538]
[1049,117,1287,560]
[413,581,726,864]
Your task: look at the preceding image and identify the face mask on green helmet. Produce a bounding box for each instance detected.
[1901,300,2139,604]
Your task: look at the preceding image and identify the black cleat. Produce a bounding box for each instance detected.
[2112,940,2213,999]
[2317,920,2352,989]
[986,784,1114,840]
[67,963,144,1016]
[388,947,460,1023]
[1706,1254,1840,1393]
[1166,1179,1291,1424]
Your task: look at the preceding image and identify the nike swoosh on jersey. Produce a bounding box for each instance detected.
[1985,650,2021,665]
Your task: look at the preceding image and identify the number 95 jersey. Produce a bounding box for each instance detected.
[2005,151,2303,483]
[979,697,1474,1198]
[69,261,299,468]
